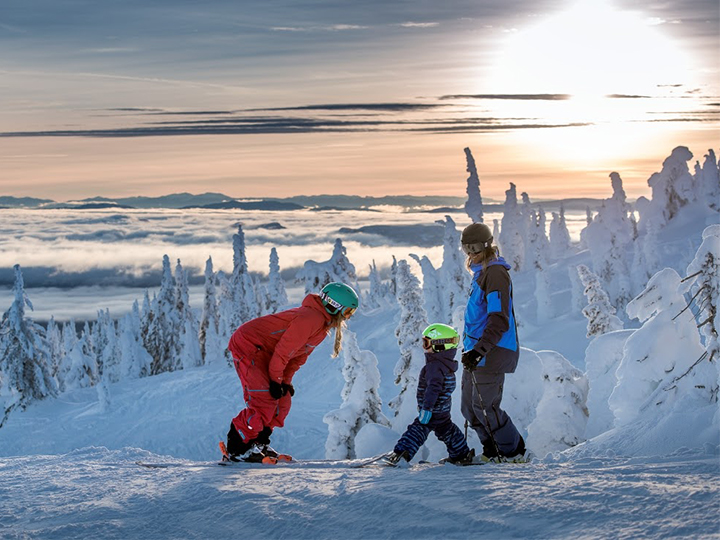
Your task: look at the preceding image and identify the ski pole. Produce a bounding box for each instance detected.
[469,370,505,462]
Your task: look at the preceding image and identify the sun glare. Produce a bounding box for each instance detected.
[489,0,694,100]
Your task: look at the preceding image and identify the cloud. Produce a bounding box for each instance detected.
[397,22,440,28]
[440,94,572,101]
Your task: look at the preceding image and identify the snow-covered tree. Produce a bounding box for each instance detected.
[609,268,706,426]
[199,257,225,363]
[388,260,429,431]
[118,301,152,380]
[641,146,695,229]
[46,316,64,382]
[0,265,56,411]
[323,330,390,459]
[695,149,720,212]
[296,238,358,294]
[175,259,202,370]
[436,215,470,323]
[577,265,623,338]
[56,320,78,392]
[409,253,444,324]
[64,329,98,392]
[498,183,525,272]
[687,225,720,372]
[388,256,398,298]
[464,147,484,223]
[527,351,589,456]
[94,309,120,384]
[568,266,586,315]
[228,224,259,328]
[549,203,572,260]
[266,248,288,314]
[143,255,181,375]
[584,172,634,310]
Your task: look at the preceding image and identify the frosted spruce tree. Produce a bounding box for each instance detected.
[409,254,444,324]
[46,316,64,383]
[363,260,383,310]
[464,147,483,223]
[175,259,202,370]
[609,267,708,426]
[527,208,552,321]
[199,257,224,363]
[56,320,78,392]
[695,149,719,211]
[642,146,695,229]
[686,225,720,385]
[93,309,119,383]
[143,255,181,375]
[584,172,634,310]
[118,301,152,380]
[323,330,390,459]
[0,265,56,423]
[527,351,589,456]
[229,224,259,328]
[437,215,470,324]
[0,265,56,414]
[577,264,623,337]
[389,256,398,298]
[266,247,288,314]
[388,260,429,431]
[549,203,572,260]
[64,329,98,392]
[296,238,358,294]
[499,183,525,272]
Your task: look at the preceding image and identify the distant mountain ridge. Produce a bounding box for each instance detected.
[0,192,604,211]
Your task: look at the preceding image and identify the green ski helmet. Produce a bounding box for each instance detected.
[320,282,359,318]
[422,323,460,352]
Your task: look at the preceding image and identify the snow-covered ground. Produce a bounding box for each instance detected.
[2,446,717,540]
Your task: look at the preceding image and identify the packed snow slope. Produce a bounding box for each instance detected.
[1,447,718,540]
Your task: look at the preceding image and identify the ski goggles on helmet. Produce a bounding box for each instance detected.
[320,292,357,318]
[422,335,459,350]
[461,240,492,255]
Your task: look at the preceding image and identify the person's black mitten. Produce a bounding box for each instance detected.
[281,383,295,397]
[462,349,482,371]
[269,380,284,399]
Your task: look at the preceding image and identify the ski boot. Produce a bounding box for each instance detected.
[383,450,411,467]
[255,427,293,462]
[441,448,476,466]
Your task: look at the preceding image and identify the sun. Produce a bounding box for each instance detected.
[488,0,694,100]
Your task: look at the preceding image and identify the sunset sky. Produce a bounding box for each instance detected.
[1,0,718,201]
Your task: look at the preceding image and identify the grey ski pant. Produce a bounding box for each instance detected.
[461,369,521,457]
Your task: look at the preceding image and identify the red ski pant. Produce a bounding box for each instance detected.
[230,342,292,443]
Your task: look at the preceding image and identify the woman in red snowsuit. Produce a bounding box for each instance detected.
[225,283,358,461]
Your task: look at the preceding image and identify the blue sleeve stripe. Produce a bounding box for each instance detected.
[487,291,502,313]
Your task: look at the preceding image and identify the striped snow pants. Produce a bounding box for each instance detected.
[394,412,470,460]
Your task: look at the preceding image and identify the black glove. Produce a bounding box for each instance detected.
[281,383,295,397]
[462,349,482,371]
[269,380,284,399]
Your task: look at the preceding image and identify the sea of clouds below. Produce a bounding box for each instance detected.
[0,207,590,321]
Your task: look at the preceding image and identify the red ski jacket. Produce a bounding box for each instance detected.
[228,294,333,384]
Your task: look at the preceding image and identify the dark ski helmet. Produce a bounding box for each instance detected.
[461,223,493,255]
[320,282,359,318]
[422,323,460,352]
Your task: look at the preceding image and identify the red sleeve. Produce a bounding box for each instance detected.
[282,355,309,384]
[267,310,322,383]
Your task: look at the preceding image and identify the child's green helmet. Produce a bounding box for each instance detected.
[320,282,359,318]
[422,323,460,352]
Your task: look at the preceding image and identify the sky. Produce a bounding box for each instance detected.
[0,0,718,201]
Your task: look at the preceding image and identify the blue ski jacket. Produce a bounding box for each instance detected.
[416,348,458,413]
[463,257,520,374]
